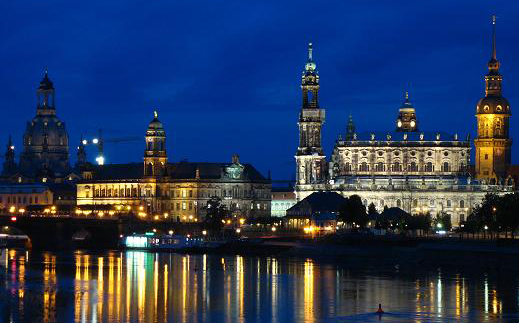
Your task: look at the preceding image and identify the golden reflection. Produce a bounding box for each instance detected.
[237,256,244,323]
[304,259,314,323]
[98,257,104,321]
[164,264,168,321]
[43,253,56,322]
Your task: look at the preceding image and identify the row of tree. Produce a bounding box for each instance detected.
[462,193,519,238]
[338,195,451,233]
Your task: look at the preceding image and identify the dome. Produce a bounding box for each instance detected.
[147,111,164,130]
[476,96,510,114]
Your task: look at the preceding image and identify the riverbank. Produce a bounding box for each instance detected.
[216,236,519,271]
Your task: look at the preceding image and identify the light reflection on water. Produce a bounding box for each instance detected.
[0,249,518,322]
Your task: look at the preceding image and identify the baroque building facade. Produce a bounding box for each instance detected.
[76,113,271,221]
[295,20,513,227]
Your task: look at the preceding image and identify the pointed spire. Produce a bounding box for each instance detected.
[154,110,158,119]
[405,90,409,100]
[304,42,317,72]
[492,15,497,60]
[308,42,313,61]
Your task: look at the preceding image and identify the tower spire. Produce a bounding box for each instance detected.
[308,42,313,61]
[492,15,497,60]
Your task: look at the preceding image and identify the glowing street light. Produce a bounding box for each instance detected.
[235,228,241,234]
[82,139,88,145]
[271,226,277,232]
[202,230,207,236]
[92,138,99,144]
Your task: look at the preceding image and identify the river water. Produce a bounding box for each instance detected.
[0,249,518,322]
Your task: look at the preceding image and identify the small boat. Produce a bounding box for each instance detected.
[121,233,216,251]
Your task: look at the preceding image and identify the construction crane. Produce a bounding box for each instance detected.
[82,129,141,165]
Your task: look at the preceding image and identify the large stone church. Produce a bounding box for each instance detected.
[295,19,513,226]
[2,70,80,185]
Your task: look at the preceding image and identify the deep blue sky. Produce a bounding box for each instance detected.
[2,1,519,180]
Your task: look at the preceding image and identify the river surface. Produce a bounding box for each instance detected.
[0,249,518,322]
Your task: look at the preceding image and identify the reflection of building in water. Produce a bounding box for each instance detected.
[294,20,514,227]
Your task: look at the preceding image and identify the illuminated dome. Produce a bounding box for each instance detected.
[477,96,510,114]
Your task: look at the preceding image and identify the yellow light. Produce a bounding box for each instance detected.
[75,209,81,214]
[9,206,15,213]
[116,205,122,211]
[183,216,187,220]
[239,218,245,225]
[154,215,159,220]
[202,230,207,235]
[236,228,241,234]
[164,213,168,218]
[126,206,131,211]
[51,206,56,210]
[98,211,104,216]
[139,206,144,211]
[271,226,277,232]
[226,220,231,224]
[108,211,115,215]
[168,230,174,235]
[18,209,25,214]
[188,215,193,220]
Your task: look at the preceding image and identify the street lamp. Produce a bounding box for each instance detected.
[236,228,241,234]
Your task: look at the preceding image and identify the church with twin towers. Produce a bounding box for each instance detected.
[295,17,514,227]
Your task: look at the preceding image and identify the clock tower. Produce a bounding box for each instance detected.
[295,43,326,188]
[474,16,512,182]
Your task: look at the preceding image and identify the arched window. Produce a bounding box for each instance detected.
[426,162,433,172]
[442,162,450,172]
[147,141,152,151]
[360,162,369,172]
[392,162,402,172]
[459,200,465,208]
[126,188,131,197]
[147,163,153,175]
[376,162,384,172]
[413,199,418,207]
[344,163,351,172]
[396,199,402,208]
[409,162,418,172]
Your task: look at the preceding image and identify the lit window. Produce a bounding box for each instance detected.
[182,202,186,210]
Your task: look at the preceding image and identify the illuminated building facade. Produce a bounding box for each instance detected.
[76,113,271,221]
[474,16,512,183]
[295,21,513,227]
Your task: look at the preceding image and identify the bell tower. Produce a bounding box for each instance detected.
[144,111,168,177]
[474,16,512,182]
[295,43,326,188]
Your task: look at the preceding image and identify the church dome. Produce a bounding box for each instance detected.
[147,111,164,130]
[476,96,510,114]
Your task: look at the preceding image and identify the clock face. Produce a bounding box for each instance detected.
[410,120,416,128]
[397,120,402,128]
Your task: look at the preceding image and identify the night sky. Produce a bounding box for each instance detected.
[2,1,519,180]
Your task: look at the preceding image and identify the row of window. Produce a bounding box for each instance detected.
[376,199,466,208]
[0,195,42,205]
[343,162,462,173]
[90,186,269,199]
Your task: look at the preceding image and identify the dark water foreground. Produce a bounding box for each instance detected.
[1,249,518,323]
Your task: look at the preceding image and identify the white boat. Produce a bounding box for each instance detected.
[122,233,206,250]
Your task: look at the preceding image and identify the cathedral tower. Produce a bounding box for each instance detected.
[474,16,512,182]
[295,43,326,187]
[144,111,167,177]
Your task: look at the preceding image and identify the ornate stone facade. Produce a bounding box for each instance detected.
[76,113,271,221]
[474,16,512,182]
[295,32,513,227]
